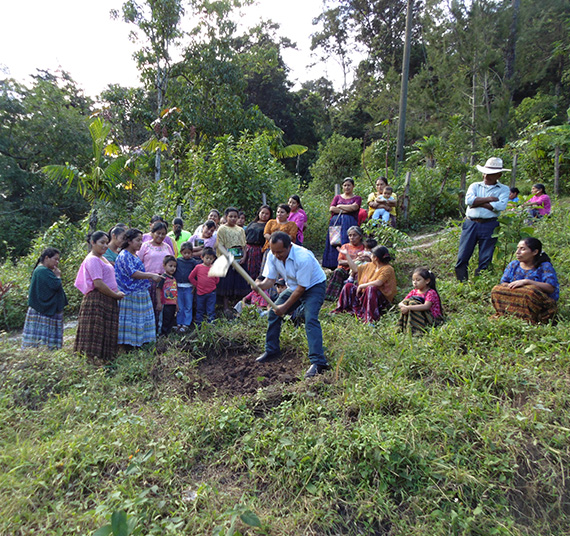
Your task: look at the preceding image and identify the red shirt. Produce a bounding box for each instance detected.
[188,264,219,295]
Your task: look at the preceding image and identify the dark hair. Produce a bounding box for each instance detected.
[376,177,388,185]
[208,209,220,219]
[277,203,291,214]
[533,183,546,195]
[163,255,177,266]
[172,217,184,239]
[202,247,216,258]
[342,177,355,186]
[203,220,216,231]
[522,237,551,266]
[371,246,391,264]
[35,247,60,270]
[109,226,126,240]
[253,205,273,224]
[510,187,519,195]
[289,195,303,209]
[270,231,292,248]
[364,238,378,250]
[180,241,193,252]
[413,267,438,292]
[150,215,164,224]
[151,221,168,234]
[412,267,443,314]
[224,206,239,217]
[120,228,143,250]
[88,230,109,244]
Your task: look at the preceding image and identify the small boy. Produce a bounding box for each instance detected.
[372,186,395,224]
[175,242,201,332]
[508,187,520,204]
[156,255,179,336]
[188,247,219,325]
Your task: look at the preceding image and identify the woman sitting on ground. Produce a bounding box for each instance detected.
[74,231,125,361]
[491,237,558,324]
[21,248,68,350]
[332,245,397,323]
[324,226,364,301]
[524,183,551,219]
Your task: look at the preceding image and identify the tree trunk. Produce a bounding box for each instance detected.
[470,71,477,166]
[510,153,517,188]
[554,146,560,196]
[402,172,411,223]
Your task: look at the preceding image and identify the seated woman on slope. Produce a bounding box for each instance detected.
[491,237,558,324]
[332,245,397,323]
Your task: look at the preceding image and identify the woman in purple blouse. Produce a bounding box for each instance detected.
[322,178,362,269]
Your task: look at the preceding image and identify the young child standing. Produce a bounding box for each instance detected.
[372,186,396,224]
[397,267,443,335]
[156,255,179,336]
[189,248,219,325]
[174,242,200,332]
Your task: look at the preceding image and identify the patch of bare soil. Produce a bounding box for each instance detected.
[151,344,308,400]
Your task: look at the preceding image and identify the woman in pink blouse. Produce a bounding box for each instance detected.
[288,195,307,245]
[137,221,174,324]
[525,183,551,218]
[74,231,125,361]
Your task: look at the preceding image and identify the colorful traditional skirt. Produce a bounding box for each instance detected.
[491,284,557,324]
[74,290,119,361]
[322,213,358,269]
[397,298,438,335]
[245,244,263,280]
[148,280,159,325]
[21,307,63,350]
[217,264,250,297]
[118,290,156,347]
[333,282,391,323]
[325,268,349,301]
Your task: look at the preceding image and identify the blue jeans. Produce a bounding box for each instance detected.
[177,286,193,326]
[265,281,327,367]
[455,218,499,281]
[196,291,216,324]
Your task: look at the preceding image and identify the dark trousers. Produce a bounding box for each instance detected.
[196,291,216,324]
[265,281,327,367]
[160,304,177,336]
[455,218,499,281]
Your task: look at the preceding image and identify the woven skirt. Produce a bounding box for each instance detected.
[118,290,156,347]
[21,308,64,350]
[491,284,557,324]
[397,298,438,335]
[325,268,349,301]
[217,265,250,298]
[74,290,119,361]
[245,244,263,280]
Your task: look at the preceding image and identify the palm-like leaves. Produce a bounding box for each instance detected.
[42,117,127,203]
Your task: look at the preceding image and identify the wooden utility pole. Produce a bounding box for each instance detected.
[511,153,518,188]
[394,0,413,177]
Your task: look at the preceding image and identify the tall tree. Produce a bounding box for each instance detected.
[111,0,185,182]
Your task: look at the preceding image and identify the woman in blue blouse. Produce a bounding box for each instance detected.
[114,228,163,349]
[491,237,558,323]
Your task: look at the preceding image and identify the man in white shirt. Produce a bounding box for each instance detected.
[255,231,329,378]
[455,157,511,281]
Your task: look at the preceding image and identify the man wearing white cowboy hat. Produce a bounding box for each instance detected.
[455,157,511,281]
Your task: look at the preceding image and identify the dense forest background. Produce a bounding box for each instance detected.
[1,0,569,259]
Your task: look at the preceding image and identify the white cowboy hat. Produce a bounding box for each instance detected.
[476,157,511,174]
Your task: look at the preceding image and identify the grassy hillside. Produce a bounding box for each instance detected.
[1,208,569,535]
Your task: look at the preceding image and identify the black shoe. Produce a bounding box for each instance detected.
[305,363,330,378]
[256,351,281,363]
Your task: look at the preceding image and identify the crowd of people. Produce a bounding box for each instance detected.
[21,158,560,376]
